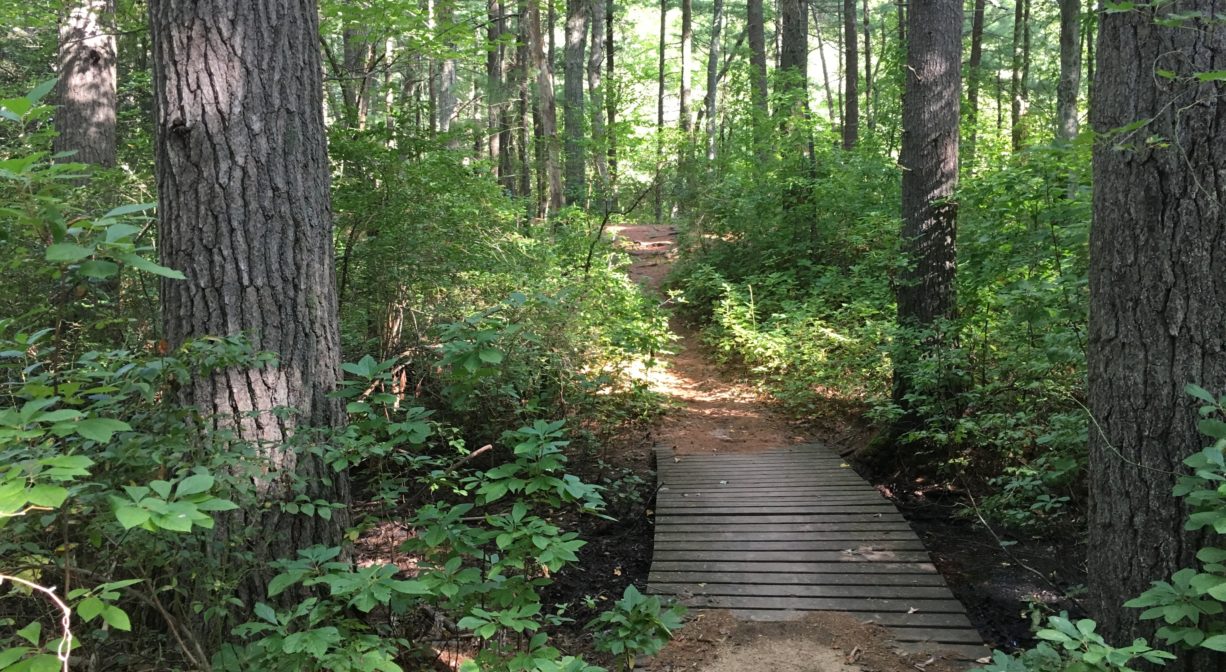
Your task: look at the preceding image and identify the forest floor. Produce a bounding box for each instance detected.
[598,223,1086,671]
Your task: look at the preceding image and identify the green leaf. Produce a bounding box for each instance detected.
[114,505,150,530]
[267,573,299,597]
[1201,634,1226,651]
[479,349,504,364]
[16,621,41,645]
[79,260,120,279]
[75,418,131,443]
[175,473,214,498]
[103,203,156,219]
[254,602,278,624]
[1194,71,1226,82]
[77,596,105,622]
[1187,384,1217,404]
[1199,419,1226,441]
[28,79,56,103]
[116,253,186,280]
[26,484,68,508]
[46,242,93,262]
[101,605,132,631]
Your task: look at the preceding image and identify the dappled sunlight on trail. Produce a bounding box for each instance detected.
[611,224,806,454]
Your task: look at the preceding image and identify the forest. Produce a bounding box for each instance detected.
[0,0,1223,670]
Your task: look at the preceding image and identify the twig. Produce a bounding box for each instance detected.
[582,181,659,278]
[0,574,73,672]
[398,444,494,513]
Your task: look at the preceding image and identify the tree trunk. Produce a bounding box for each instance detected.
[1055,0,1080,141]
[589,0,609,193]
[814,10,838,125]
[528,0,563,214]
[779,0,807,97]
[563,0,588,203]
[55,0,117,168]
[842,0,858,149]
[606,0,617,185]
[148,0,348,602]
[965,0,985,165]
[896,0,905,45]
[747,0,769,151]
[438,0,458,135]
[861,0,871,131]
[1088,6,1226,664]
[489,0,506,177]
[1009,0,1026,151]
[893,0,961,423]
[1084,10,1094,105]
[516,6,533,200]
[680,0,693,132]
[704,0,724,161]
[655,0,666,224]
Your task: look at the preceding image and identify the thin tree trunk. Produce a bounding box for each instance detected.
[680,0,693,132]
[1085,10,1094,104]
[528,0,563,214]
[438,0,458,135]
[747,0,769,152]
[779,0,807,95]
[842,0,858,149]
[489,0,505,175]
[589,0,609,193]
[861,0,871,131]
[1088,5,1226,665]
[965,0,986,165]
[655,0,666,224]
[1055,0,1080,141]
[606,0,617,186]
[814,11,837,124]
[148,0,348,604]
[1009,0,1026,151]
[704,0,724,161]
[563,0,588,203]
[896,0,904,45]
[56,0,117,168]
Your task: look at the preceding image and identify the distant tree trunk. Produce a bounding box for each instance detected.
[896,0,905,44]
[1084,11,1094,104]
[680,0,693,132]
[655,0,666,224]
[704,0,724,161]
[606,0,617,185]
[892,0,961,431]
[56,0,117,168]
[148,0,348,603]
[438,0,458,135]
[965,0,985,165]
[489,0,506,178]
[1009,0,1026,151]
[589,0,609,193]
[861,0,872,131]
[528,0,563,214]
[747,0,769,152]
[814,11,837,124]
[563,0,588,203]
[779,0,807,97]
[842,0,858,149]
[1088,4,1226,664]
[1055,0,1080,141]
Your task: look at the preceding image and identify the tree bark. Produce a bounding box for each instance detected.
[842,0,858,149]
[655,0,666,224]
[861,0,872,131]
[1088,6,1226,663]
[814,9,838,124]
[965,0,986,165]
[704,0,724,161]
[528,0,563,214]
[1009,0,1027,151]
[1055,0,1080,141]
[55,0,117,168]
[438,0,458,135]
[563,0,589,203]
[489,0,506,178]
[680,0,693,132]
[148,0,349,600]
[893,0,961,418]
[589,0,609,193]
[747,0,769,151]
[606,0,617,185]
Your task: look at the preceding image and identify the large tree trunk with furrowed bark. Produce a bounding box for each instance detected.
[148,0,349,603]
[55,0,117,168]
[842,0,858,149]
[1055,0,1080,141]
[1088,7,1226,670]
[747,0,769,154]
[889,0,961,446]
[563,0,588,203]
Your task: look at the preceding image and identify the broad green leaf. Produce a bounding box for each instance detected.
[46,242,93,262]
[79,260,120,278]
[15,621,41,645]
[76,418,131,442]
[1202,634,1226,651]
[116,253,186,280]
[102,203,156,219]
[114,505,150,530]
[1194,71,1226,82]
[77,596,105,622]
[175,473,214,497]
[254,602,278,624]
[26,484,68,508]
[101,605,131,631]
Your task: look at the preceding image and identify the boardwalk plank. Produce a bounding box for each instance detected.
[648,571,950,586]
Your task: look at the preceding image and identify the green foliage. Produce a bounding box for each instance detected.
[587,585,686,671]
[1122,386,1226,651]
[975,613,1174,672]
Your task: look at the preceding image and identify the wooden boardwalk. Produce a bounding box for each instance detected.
[648,444,988,661]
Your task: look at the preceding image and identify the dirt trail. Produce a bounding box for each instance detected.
[609,224,971,672]
[611,224,803,455]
